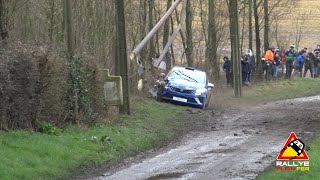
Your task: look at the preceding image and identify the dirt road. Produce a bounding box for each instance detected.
[93,96,320,180]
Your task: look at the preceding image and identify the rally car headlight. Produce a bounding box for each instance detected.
[195,89,207,96]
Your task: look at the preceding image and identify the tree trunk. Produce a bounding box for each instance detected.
[263,0,269,52]
[116,0,130,114]
[48,1,55,42]
[254,0,263,81]
[114,0,120,75]
[228,0,242,97]
[163,0,172,71]
[240,6,246,53]
[248,0,253,51]
[65,0,74,57]
[65,0,78,123]
[0,0,3,39]
[139,0,147,65]
[0,0,8,45]
[185,0,193,67]
[206,0,218,81]
[174,8,186,61]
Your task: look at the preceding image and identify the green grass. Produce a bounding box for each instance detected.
[257,135,320,180]
[244,78,320,101]
[1,78,319,180]
[214,78,320,107]
[0,100,185,180]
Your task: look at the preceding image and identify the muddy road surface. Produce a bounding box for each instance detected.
[93,96,320,180]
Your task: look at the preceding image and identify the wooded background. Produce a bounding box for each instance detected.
[0,0,316,130]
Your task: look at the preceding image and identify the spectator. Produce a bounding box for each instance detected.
[314,51,320,77]
[296,52,305,77]
[246,49,255,83]
[223,56,232,86]
[280,48,286,75]
[304,51,315,78]
[298,47,308,56]
[241,56,250,86]
[285,45,297,79]
[264,47,275,81]
[273,49,281,79]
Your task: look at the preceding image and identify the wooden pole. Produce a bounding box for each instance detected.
[130,0,182,61]
[153,0,187,68]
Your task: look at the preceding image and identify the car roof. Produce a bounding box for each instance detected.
[171,66,206,73]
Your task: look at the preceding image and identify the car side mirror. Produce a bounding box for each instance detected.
[208,83,214,88]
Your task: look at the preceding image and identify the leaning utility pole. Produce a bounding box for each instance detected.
[228,0,242,97]
[130,0,182,63]
[116,0,130,114]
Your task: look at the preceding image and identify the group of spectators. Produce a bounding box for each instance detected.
[263,45,320,80]
[222,44,320,87]
[222,49,255,86]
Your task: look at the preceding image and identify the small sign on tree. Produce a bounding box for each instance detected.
[103,69,123,106]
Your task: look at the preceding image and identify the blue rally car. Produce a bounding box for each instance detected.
[156,66,214,109]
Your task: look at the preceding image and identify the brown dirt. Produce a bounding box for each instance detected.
[76,95,320,180]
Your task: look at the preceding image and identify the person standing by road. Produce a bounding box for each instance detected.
[223,56,232,87]
[314,51,320,77]
[241,56,250,86]
[296,52,305,77]
[264,47,275,81]
[281,48,286,75]
[273,49,281,79]
[285,45,297,79]
[304,50,315,78]
[246,49,255,83]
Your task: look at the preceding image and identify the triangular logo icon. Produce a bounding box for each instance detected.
[277,132,309,160]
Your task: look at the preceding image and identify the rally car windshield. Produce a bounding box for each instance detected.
[167,69,206,84]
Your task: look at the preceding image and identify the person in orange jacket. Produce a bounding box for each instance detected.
[264,47,275,80]
[265,47,275,61]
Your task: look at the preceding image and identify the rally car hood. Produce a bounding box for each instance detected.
[168,79,206,90]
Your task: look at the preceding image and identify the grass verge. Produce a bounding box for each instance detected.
[0,100,186,180]
[256,134,320,180]
[213,78,320,107]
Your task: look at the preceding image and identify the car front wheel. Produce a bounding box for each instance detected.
[156,86,164,102]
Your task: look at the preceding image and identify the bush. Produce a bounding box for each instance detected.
[0,43,106,130]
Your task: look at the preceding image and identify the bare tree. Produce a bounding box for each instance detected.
[116,0,130,114]
[294,11,310,51]
[263,0,269,52]
[163,0,173,70]
[185,0,193,67]
[248,0,253,51]
[228,0,242,97]
[206,0,218,81]
[0,0,8,45]
[0,0,3,39]
[254,0,263,81]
